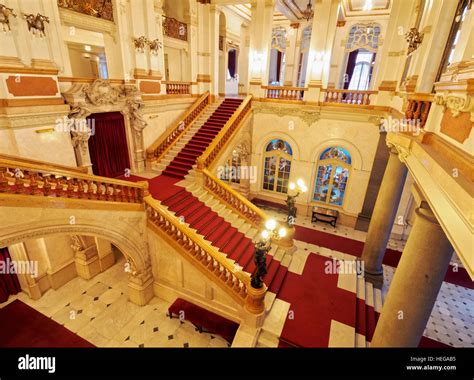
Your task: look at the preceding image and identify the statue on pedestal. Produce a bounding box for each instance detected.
[251,239,271,289]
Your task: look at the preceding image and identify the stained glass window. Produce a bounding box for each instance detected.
[314,147,351,206]
[263,140,292,193]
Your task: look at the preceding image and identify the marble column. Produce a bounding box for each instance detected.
[371,205,453,347]
[209,4,220,98]
[303,0,339,101]
[248,0,275,98]
[373,0,416,102]
[361,146,408,288]
[186,0,199,95]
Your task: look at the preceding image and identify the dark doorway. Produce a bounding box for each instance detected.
[87,112,131,178]
[228,49,237,79]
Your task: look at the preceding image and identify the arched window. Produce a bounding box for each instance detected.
[313,147,351,206]
[263,139,292,193]
[342,23,380,89]
[219,149,241,184]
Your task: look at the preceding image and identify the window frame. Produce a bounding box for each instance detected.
[312,148,352,208]
[262,140,293,194]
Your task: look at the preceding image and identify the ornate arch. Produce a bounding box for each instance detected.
[255,132,301,161]
[61,79,148,173]
[310,138,364,171]
[0,222,150,277]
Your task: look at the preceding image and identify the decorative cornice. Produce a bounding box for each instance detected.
[252,102,320,125]
[0,108,69,129]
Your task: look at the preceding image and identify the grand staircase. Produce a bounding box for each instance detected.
[147,94,386,348]
[147,94,292,310]
[161,98,243,179]
[2,92,386,348]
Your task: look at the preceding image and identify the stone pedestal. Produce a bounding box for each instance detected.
[74,245,101,280]
[371,206,453,347]
[275,225,296,253]
[128,270,154,306]
[245,284,266,315]
[361,147,408,288]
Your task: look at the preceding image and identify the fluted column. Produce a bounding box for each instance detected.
[361,146,408,288]
[371,204,453,347]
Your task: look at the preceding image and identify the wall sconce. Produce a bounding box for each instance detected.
[405,28,424,55]
[133,36,149,53]
[0,4,17,33]
[148,38,162,55]
[23,13,49,38]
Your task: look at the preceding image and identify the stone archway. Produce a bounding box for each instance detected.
[0,207,154,306]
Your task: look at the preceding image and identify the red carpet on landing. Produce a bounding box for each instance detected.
[0,300,94,348]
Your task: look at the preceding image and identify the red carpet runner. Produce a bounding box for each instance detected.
[0,300,94,348]
[162,98,243,179]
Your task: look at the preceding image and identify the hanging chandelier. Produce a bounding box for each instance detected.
[301,0,314,21]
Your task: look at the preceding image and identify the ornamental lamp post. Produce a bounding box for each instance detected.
[250,219,287,289]
[286,179,307,227]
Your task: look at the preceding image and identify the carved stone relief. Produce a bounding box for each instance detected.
[252,102,321,126]
[62,79,148,172]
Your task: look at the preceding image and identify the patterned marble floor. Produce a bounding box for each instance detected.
[261,205,474,348]
[3,259,229,348]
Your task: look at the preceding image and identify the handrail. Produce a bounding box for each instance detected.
[197,95,252,170]
[164,81,192,95]
[146,91,210,163]
[145,196,258,307]
[0,153,88,174]
[263,86,307,101]
[404,95,434,129]
[0,157,147,203]
[201,169,267,228]
[405,92,435,102]
[323,89,377,105]
[162,80,192,85]
[262,85,308,91]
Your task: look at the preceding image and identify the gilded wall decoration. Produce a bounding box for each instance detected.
[57,0,114,22]
[345,23,381,52]
[405,27,424,55]
[23,13,49,37]
[162,16,187,42]
[0,4,16,32]
[271,26,287,52]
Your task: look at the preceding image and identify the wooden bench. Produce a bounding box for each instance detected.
[311,206,339,228]
[168,298,239,344]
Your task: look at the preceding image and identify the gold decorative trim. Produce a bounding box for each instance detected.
[0,66,59,75]
[57,77,136,84]
[379,80,397,91]
[0,98,64,107]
